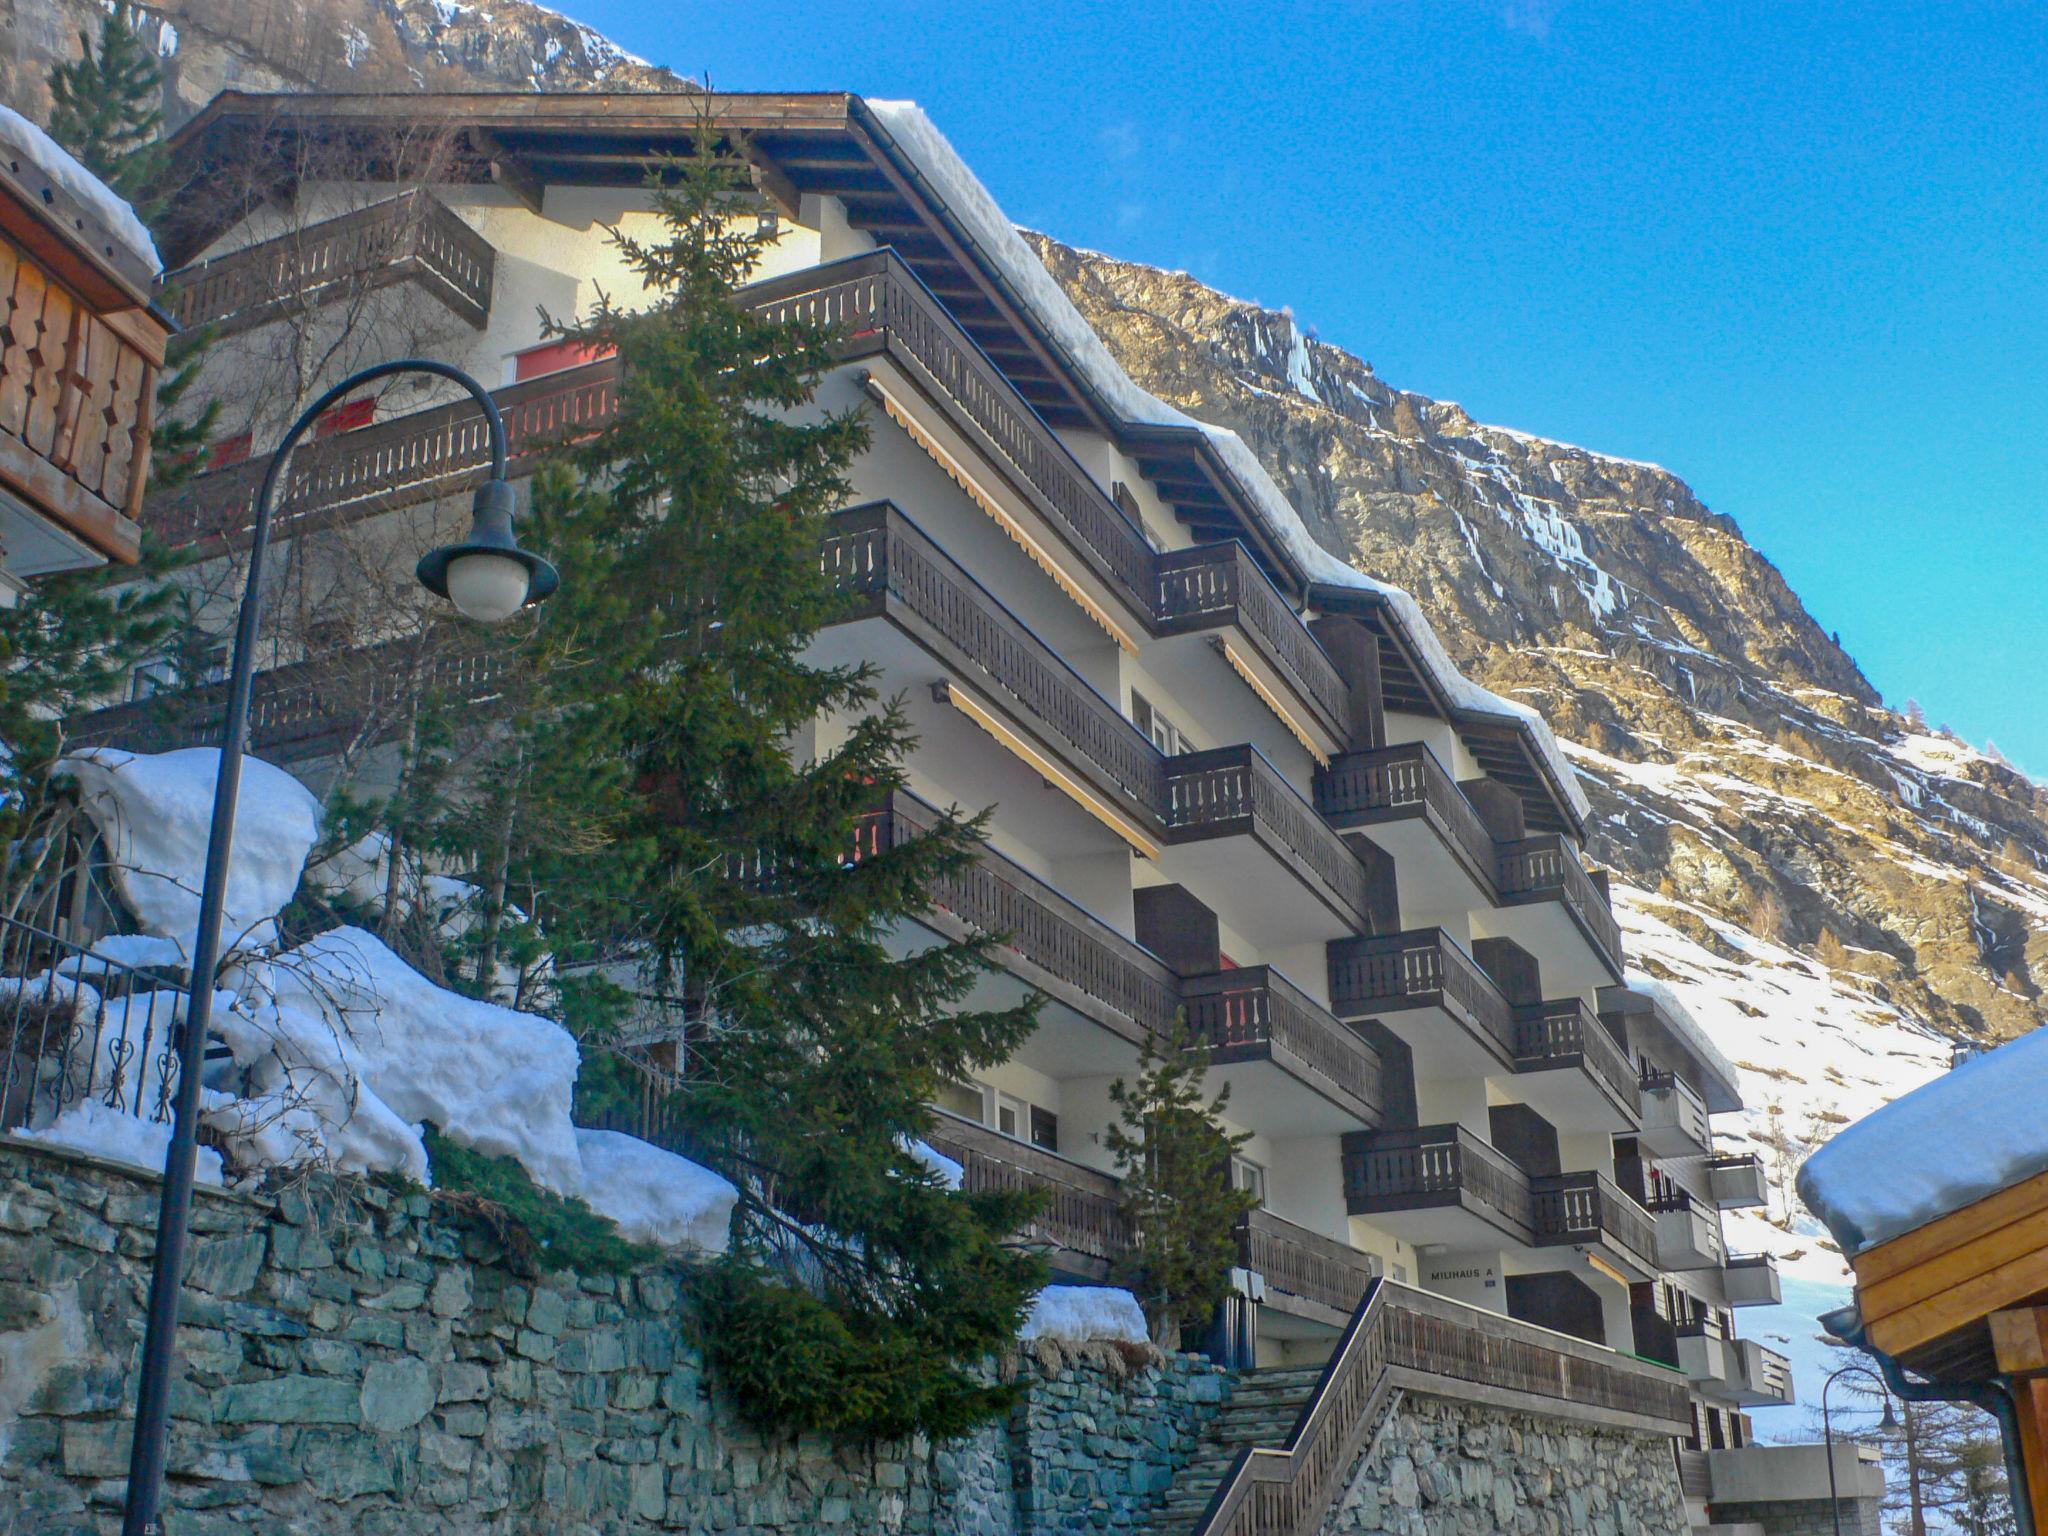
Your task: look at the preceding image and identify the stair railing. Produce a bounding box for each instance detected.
[1192,1279,1395,1536]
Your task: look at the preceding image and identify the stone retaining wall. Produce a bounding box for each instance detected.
[0,1139,1227,1536]
[1317,1390,1691,1536]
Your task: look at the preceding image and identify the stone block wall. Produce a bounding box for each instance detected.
[0,1139,1227,1535]
[1318,1390,1691,1536]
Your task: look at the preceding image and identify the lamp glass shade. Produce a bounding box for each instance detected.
[444,550,532,623]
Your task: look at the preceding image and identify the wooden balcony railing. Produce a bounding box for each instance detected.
[1340,1123,1535,1241]
[743,250,1157,617]
[164,191,495,339]
[1192,1279,1691,1536]
[147,352,621,548]
[1496,833,1624,974]
[1164,745,1375,930]
[1183,965,1382,1124]
[821,502,1165,822]
[922,1113,1131,1277]
[0,236,160,562]
[1237,1207,1379,1320]
[1313,741,1497,882]
[853,790,1180,1043]
[1512,997,1641,1121]
[1531,1171,1659,1274]
[1155,540,1349,738]
[1326,929,1518,1065]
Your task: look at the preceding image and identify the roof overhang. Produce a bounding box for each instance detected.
[1597,984,1742,1114]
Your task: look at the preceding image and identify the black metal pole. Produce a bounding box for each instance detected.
[122,360,507,1535]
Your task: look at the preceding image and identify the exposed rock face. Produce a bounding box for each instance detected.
[1028,234,2048,1054]
[0,0,685,133]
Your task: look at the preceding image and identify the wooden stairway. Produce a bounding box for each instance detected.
[1140,1367,1327,1536]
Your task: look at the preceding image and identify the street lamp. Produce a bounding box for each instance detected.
[1823,1362,1899,1536]
[121,359,556,1536]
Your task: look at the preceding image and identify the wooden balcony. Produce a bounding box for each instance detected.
[1496,833,1624,979]
[1314,741,1497,895]
[855,790,1180,1047]
[1326,929,1518,1077]
[1639,1066,1712,1157]
[0,233,163,568]
[1341,1122,1535,1249]
[1154,539,1350,747]
[822,502,1164,834]
[1183,965,1383,1130]
[1531,1171,1660,1280]
[147,351,620,549]
[1237,1207,1380,1326]
[1707,1151,1768,1210]
[164,191,495,339]
[922,1112,1130,1282]
[1511,997,1642,1130]
[1162,744,1376,934]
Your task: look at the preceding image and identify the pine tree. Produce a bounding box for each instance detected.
[458,129,1046,1440]
[1106,1013,1259,1348]
[45,8,218,484]
[45,7,167,216]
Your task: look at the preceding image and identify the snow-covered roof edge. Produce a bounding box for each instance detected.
[861,101,1590,828]
[1615,975,1743,1112]
[0,104,160,283]
[1798,1024,2048,1261]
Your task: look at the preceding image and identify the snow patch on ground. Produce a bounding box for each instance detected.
[61,748,321,961]
[1020,1285,1149,1344]
[20,1099,223,1186]
[571,1129,736,1253]
[221,926,583,1193]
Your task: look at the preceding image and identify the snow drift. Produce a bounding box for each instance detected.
[1020,1285,1150,1345]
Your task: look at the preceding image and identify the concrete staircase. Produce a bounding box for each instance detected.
[1141,1365,1326,1536]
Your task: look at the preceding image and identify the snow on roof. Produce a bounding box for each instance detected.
[61,748,322,960]
[0,104,159,276]
[1618,974,1743,1112]
[1798,1023,2048,1260]
[862,100,1589,827]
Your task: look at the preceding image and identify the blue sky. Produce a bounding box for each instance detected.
[574,0,2048,772]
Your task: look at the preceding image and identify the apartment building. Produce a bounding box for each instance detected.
[89,88,1867,1532]
[0,108,166,592]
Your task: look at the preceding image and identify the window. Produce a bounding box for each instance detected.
[1131,689,1187,756]
[512,338,616,383]
[314,398,375,438]
[129,658,178,702]
[1028,1105,1059,1153]
[1230,1156,1267,1207]
[995,1091,1028,1141]
[935,1079,985,1123]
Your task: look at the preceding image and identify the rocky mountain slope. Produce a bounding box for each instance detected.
[0,0,681,130]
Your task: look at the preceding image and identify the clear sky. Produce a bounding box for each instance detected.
[571,0,2048,772]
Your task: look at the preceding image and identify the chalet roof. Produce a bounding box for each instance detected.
[0,104,160,305]
[164,88,1587,836]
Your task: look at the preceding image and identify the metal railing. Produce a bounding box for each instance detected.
[0,913,186,1138]
[1191,1279,1692,1536]
[1182,965,1381,1121]
[1512,997,1641,1119]
[165,190,495,338]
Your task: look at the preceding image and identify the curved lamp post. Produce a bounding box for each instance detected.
[121,360,557,1536]
[1823,1361,1898,1536]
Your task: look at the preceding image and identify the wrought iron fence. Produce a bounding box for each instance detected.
[0,911,187,1137]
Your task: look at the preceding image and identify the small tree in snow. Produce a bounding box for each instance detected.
[1903,698,1927,731]
[1107,1013,1259,1348]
